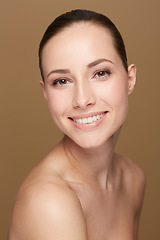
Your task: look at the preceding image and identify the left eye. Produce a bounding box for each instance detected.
[95,70,111,78]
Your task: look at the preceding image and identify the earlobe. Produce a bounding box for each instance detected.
[40,80,48,100]
[128,64,136,95]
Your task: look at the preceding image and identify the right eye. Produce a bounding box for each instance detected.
[52,78,69,87]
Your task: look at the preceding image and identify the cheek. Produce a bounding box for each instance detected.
[100,77,128,111]
[47,92,65,118]
[112,80,128,106]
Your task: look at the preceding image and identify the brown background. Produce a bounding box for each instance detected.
[1,0,159,239]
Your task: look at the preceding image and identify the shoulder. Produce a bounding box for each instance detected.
[122,156,146,191]
[118,155,146,211]
[9,143,87,240]
[9,179,87,240]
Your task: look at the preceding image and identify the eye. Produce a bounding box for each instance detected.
[52,78,69,87]
[95,70,111,78]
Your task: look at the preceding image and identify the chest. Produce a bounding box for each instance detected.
[72,184,136,240]
[84,202,135,240]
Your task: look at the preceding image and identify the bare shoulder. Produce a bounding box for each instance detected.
[9,148,87,240]
[116,154,146,210]
[9,179,87,240]
[121,155,146,190]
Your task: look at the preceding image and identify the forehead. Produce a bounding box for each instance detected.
[43,22,115,49]
[42,22,118,70]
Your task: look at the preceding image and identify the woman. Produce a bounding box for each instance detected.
[8,9,145,240]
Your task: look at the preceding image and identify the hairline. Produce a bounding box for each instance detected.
[39,19,127,82]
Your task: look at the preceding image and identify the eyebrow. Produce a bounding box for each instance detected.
[87,58,114,68]
[47,58,114,78]
[47,69,70,78]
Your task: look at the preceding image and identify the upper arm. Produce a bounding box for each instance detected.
[9,184,87,240]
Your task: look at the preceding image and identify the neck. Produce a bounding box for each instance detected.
[63,130,120,189]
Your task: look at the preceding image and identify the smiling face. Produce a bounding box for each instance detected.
[40,22,136,149]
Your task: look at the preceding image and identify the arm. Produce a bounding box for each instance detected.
[9,183,88,240]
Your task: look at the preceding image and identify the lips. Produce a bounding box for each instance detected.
[68,111,108,125]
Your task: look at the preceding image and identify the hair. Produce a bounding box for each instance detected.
[39,9,128,82]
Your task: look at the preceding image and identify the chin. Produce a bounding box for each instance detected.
[65,131,117,150]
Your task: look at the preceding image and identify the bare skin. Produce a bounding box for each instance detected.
[8,22,145,240]
[8,136,145,240]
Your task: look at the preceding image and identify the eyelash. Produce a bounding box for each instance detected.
[51,69,112,87]
[52,78,70,87]
[94,69,112,79]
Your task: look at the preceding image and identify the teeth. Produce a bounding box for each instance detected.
[73,113,106,124]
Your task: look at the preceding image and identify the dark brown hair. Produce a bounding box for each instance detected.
[39,9,128,82]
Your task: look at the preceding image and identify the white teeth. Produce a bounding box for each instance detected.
[93,116,97,121]
[82,118,86,124]
[73,112,106,124]
[79,119,82,124]
[88,117,92,123]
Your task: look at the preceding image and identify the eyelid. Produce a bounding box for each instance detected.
[93,69,112,78]
[52,77,72,87]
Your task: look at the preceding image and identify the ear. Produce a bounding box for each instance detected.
[128,64,136,95]
[40,80,48,100]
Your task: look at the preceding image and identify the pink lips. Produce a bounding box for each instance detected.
[68,111,108,130]
[69,111,107,120]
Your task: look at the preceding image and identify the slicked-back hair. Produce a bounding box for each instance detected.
[39,9,128,82]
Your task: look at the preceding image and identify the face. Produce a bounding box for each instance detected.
[40,23,136,149]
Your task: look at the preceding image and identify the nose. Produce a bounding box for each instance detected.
[73,81,96,109]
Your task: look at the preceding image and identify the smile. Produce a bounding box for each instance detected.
[73,112,106,124]
[69,111,107,124]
